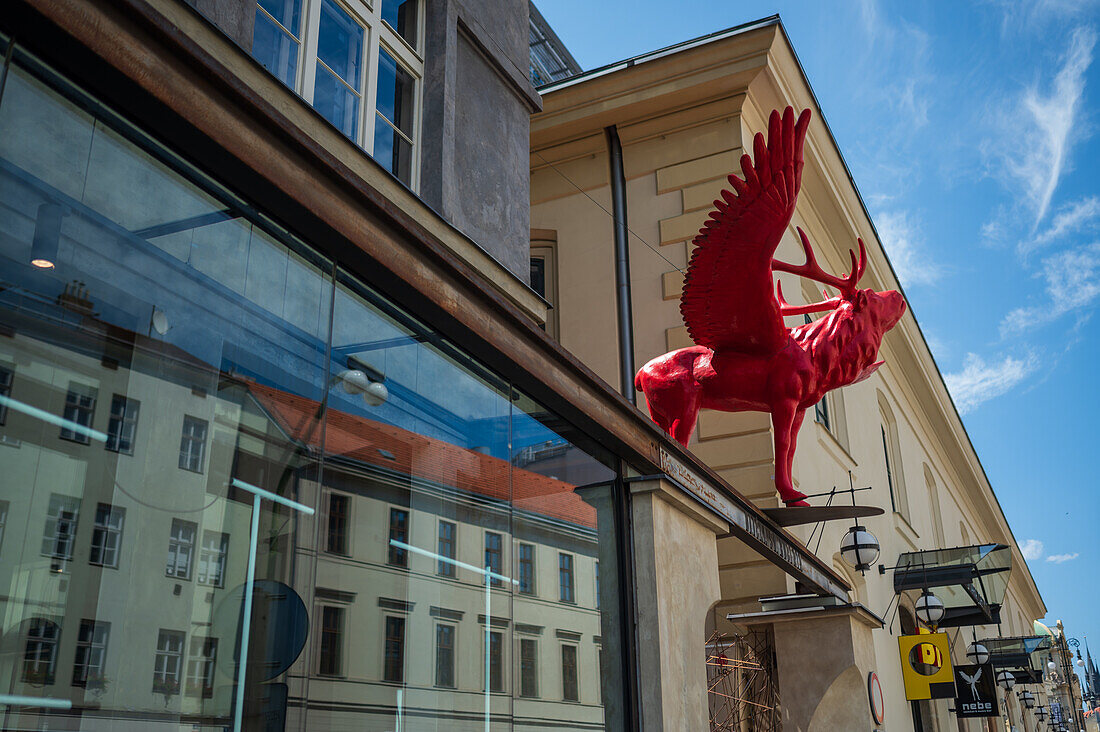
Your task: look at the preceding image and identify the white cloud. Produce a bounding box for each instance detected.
[1020,539,1044,560]
[1019,196,1100,256]
[1000,241,1100,336]
[944,352,1039,414]
[983,26,1096,227]
[1046,552,1080,563]
[874,210,941,288]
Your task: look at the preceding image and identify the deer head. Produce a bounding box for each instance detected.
[773,227,906,333]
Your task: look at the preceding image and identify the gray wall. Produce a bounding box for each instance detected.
[188,0,541,282]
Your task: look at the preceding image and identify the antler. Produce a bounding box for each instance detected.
[772,227,867,297]
[775,280,844,316]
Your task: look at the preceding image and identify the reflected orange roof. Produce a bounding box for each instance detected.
[247,383,597,530]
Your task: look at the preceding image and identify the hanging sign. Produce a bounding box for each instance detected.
[952,663,999,717]
[898,633,956,700]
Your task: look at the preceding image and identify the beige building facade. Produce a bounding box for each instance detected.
[531,18,1047,731]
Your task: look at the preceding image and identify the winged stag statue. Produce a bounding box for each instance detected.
[634,107,907,507]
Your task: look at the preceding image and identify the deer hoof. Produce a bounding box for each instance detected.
[784,499,810,507]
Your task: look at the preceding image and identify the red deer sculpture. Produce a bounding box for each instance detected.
[635,107,906,507]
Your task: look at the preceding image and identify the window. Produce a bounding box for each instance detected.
[60,382,97,443]
[387,507,408,566]
[434,623,455,687]
[530,237,559,338]
[519,638,538,698]
[251,0,424,186]
[437,520,455,576]
[488,630,503,692]
[89,503,125,568]
[594,560,600,609]
[23,618,60,685]
[326,493,350,554]
[166,519,197,579]
[879,394,909,520]
[152,630,184,696]
[41,493,80,566]
[72,620,110,688]
[485,531,502,587]
[518,542,535,595]
[383,616,404,683]
[0,363,12,424]
[178,415,208,473]
[0,500,8,557]
[559,552,574,603]
[198,531,229,587]
[186,637,217,698]
[105,394,139,454]
[318,606,344,676]
[561,644,579,702]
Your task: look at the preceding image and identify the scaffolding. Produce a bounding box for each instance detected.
[707,628,781,731]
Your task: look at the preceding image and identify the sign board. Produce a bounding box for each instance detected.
[952,663,999,718]
[658,447,848,600]
[867,671,885,724]
[898,632,955,700]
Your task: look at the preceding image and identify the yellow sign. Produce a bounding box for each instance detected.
[898,633,956,700]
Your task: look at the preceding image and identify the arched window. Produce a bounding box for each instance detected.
[923,464,945,548]
[22,617,60,685]
[877,392,909,522]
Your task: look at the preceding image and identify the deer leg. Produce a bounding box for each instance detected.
[771,400,809,507]
[669,397,701,448]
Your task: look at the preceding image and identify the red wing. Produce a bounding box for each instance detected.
[680,107,811,354]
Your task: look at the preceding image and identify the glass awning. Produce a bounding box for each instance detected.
[893,544,1012,628]
[979,635,1053,685]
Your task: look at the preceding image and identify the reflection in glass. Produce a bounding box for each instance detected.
[381,0,419,48]
[0,41,627,731]
[373,48,415,183]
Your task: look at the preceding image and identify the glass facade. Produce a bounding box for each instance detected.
[0,39,629,731]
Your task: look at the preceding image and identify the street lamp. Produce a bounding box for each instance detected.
[1021,690,1036,709]
[839,525,879,573]
[997,670,1016,690]
[967,642,990,665]
[915,590,945,627]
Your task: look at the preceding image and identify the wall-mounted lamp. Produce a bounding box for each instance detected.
[840,525,880,574]
[31,203,68,270]
[996,669,1016,690]
[966,641,990,665]
[915,589,945,628]
[1021,689,1035,709]
[335,356,388,406]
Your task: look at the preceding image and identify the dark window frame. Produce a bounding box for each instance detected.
[519,637,538,698]
[23,617,60,685]
[434,623,455,688]
[318,605,345,677]
[558,552,575,603]
[60,382,97,444]
[178,415,208,473]
[387,507,408,567]
[561,643,579,702]
[166,518,197,580]
[484,531,502,587]
[72,619,110,688]
[383,615,405,683]
[105,393,140,454]
[88,503,125,568]
[518,542,535,595]
[325,492,350,555]
[437,520,455,576]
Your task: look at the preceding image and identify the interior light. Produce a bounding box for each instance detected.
[31,203,67,270]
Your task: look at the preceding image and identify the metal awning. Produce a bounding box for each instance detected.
[893,544,1011,627]
[980,635,1052,684]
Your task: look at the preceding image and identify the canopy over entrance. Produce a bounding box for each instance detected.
[893,544,1011,627]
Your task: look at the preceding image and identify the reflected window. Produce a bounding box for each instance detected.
[561,644,579,702]
[559,553,574,603]
[0,364,12,424]
[485,531,503,587]
[519,638,538,698]
[152,630,184,696]
[437,520,456,577]
[72,619,110,688]
[0,500,8,556]
[380,0,418,47]
[434,624,455,688]
[326,493,350,555]
[253,0,303,87]
[166,519,197,580]
[198,531,229,587]
[313,0,363,139]
[178,416,208,473]
[186,637,217,698]
[319,606,344,676]
[105,394,140,454]
[489,631,504,692]
[387,508,408,567]
[383,616,404,683]
[22,618,60,685]
[518,542,535,595]
[41,494,80,566]
[595,560,600,609]
[89,503,125,568]
[60,382,97,444]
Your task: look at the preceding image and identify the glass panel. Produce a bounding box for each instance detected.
[375,48,415,136]
[313,0,363,139]
[253,5,301,88]
[372,115,413,184]
[0,49,331,727]
[380,0,418,49]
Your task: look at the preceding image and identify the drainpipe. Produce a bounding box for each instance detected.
[605,125,636,402]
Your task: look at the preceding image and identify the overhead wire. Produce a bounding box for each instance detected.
[532,149,687,274]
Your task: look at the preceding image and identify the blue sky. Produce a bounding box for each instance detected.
[537,0,1100,670]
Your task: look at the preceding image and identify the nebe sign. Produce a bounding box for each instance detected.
[953,663,999,718]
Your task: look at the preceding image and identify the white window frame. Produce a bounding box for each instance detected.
[262,0,425,189]
[166,519,197,580]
